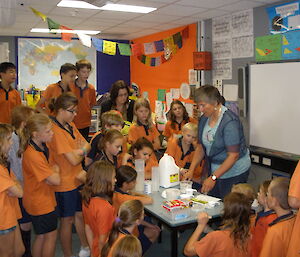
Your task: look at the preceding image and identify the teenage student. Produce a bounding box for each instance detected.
[164,100,197,141]
[86,110,124,167]
[8,105,34,257]
[0,124,24,257]
[36,63,77,115]
[166,123,202,187]
[111,235,142,257]
[260,177,296,257]
[47,92,90,257]
[21,113,60,257]
[286,161,300,257]
[184,192,251,257]
[122,138,158,179]
[251,180,277,257]
[128,98,160,150]
[81,160,116,257]
[0,62,22,124]
[102,200,144,257]
[71,59,96,140]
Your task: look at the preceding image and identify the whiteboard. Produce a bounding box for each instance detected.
[249,62,300,155]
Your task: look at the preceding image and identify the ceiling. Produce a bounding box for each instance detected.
[0,0,282,39]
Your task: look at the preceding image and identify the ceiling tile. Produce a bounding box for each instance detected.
[119,20,161,28]
[177,0,242,9]
[153,4,207,16]
[219,1,263,12]
[192,9,230,20]
[93,10,143,20]
[115,0,168,8]
[49,6,101,17]
[134,13,179,22]
[101,26,142,34]
[15,2,56,13]
[43,15,86,27]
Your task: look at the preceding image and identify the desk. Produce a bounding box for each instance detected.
[144,189,223,257]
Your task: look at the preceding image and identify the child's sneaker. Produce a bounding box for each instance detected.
[78,246,90,257]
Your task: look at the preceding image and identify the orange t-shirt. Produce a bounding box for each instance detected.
[70,81,96,129]
[286,161,300,257]
[0,86,22,124]
[260,213,296,257]
[82,197,115,257]
[163,117,197,139]
[0,165,22,230]
[194,230,251,257]
[48,120,86,192]
[128,123,160,146]
[22,144,56,215]
[42,82,73,115]
[107,233,126,257]
[166,137,202,180]
[250,211,277,257]
[126,157,158,180]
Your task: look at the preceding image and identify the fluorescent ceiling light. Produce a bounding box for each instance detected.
[99,3,157,13]
[57,0,101,9]
[31,28,100,35]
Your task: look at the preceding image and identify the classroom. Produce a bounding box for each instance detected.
[0,0,300,257]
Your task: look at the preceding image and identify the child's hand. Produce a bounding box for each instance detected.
[52,164,60,173]
[180,168,188,175]
[122,153,132,164]
[197,212,210,225]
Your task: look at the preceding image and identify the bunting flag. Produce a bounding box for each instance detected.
[91,37,103,52]
[150,58,156,67]
[154,40,164,52]
[155,56,161,66]
[78,33,91,47]
[47,17,60,32]
[103,40,117,55]
[30,7,47,21]
[131,43,143,56]
[145,56,151,66]
[118,43,131,56]
[144,42,155,55]
[60,25,73,42]
[173,32,182,49]
[182,26,189,39]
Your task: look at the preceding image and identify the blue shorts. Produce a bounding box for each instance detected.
[18,198,31,224]
[31,211,58,235]
[0,226,16,235]
[55,188,82,218]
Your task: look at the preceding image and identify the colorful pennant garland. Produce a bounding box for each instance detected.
[30,7,189,66]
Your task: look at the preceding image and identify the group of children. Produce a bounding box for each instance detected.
[0,59,299,257]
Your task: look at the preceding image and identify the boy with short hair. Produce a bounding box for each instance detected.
[71,59,96,140]
[0,62,21,123]
[260,177,295,257]
[166,123,203,186]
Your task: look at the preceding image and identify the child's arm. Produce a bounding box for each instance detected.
[288,196,300,209]
[183,144,205,180]
[35,96,47,114]
[7,181,23,198]
[76,170,87,183]
[129,192,153,205]
[98,233,109,256]
[122,153,133,165]
[84,224,93,250]
[184,212,209,256]
[153,136,161,150]
[64,151,84,166]
[45,164,60,186]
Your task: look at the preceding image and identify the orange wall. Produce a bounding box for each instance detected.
[130,23,197,110]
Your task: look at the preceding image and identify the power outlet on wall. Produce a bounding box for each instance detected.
[251,154,259,163]
[262,157,271,166]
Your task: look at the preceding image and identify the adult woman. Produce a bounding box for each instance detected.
[101,80,135,123]
[184,85,251,199]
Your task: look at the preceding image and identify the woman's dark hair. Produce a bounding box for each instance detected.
[110,80,130,106]
[59,63,77,75]
[101,200,144,257]
[169,100,189,129]
[129,137,154,156]
[116,165,137,188]
[48,92,78,114]
[195,85,222,104]
[221,192,251,252]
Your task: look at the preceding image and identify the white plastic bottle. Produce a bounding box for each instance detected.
[159,154,180,188]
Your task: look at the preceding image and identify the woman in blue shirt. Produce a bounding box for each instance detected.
[183,85,251,198]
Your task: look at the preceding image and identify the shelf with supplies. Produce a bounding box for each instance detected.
[89,106,101,135]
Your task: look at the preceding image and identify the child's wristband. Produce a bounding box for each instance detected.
[81,147,87,156]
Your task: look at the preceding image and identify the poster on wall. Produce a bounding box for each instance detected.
[212,39,232,59]
[232,36,253,58]
[281,30,300,59]
[212,15,231,40]
[231,9,253,37]
[0,43,9,62]
[18,38,97,90]
[255,34,282,61]
[212,59,232,80]
[267,1,300,34]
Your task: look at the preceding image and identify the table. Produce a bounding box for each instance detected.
[143,189,223,257]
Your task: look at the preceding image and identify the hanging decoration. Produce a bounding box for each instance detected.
[30,7,189,66]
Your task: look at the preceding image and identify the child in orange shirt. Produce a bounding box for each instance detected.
[81,161,116,257]
[0,62,22,124]
[250,180,277,257]
[128,98,160,150]
[164,100,197,141]
[102,200,144,257]
[86,111,125,167]
[260,177,296,257]
[71,60,96,140]
[184,192,251,257]
[111,235,142,257]
[166,123,202,187]
[36,63,77,115]
[22,113,60,257]
[0,124,24,257]
[47,92,90,257]
[122,138,158,179]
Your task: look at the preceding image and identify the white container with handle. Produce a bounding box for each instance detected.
[159,153,180,188]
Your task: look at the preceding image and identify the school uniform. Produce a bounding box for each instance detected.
[70,80,96,139]
[194,230,251,257]
[0,164,22,233]
[0,83,22,123]
[22,140,57,234]
[286,161,300,257]
[48,117,86,217]
[88,149,118,171]
[128,122,160,146]
[82,197,115,257]
[163,117,197,139]
[251,210,277,257]
[260,212,295,257]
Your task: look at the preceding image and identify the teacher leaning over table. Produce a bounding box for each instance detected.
[183,85,251,199]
